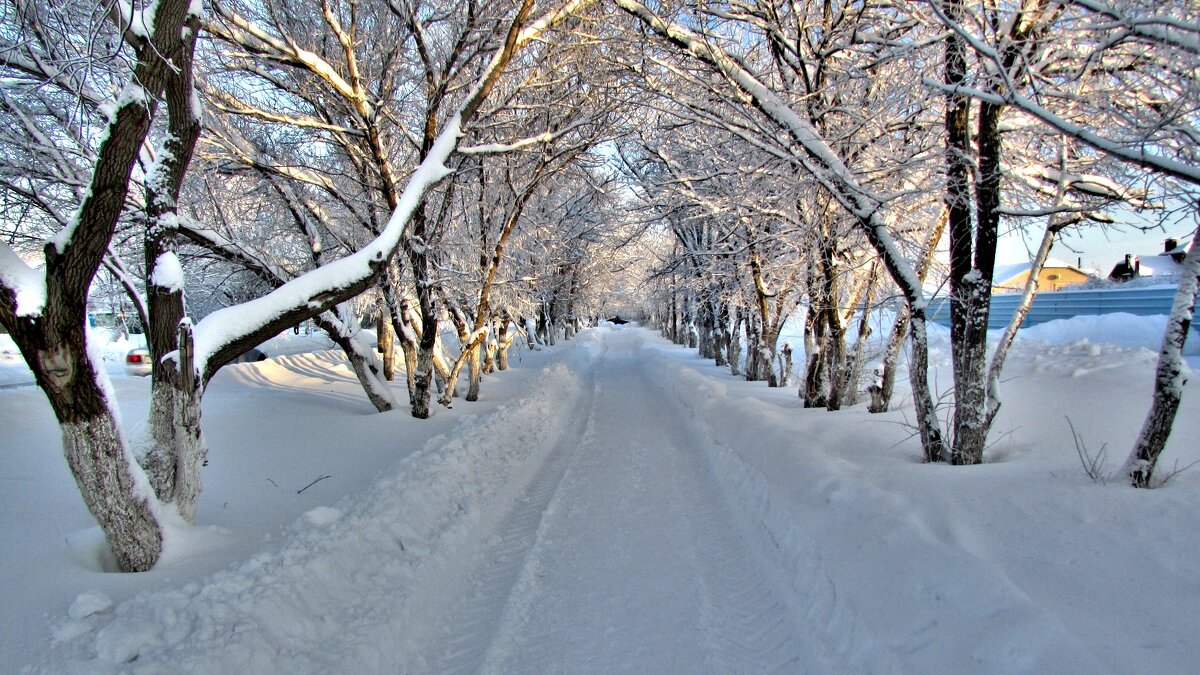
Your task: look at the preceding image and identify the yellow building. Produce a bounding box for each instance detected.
[991,258,1093,294]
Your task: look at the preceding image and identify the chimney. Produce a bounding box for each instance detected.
[1134,255,1140,274]
[1165,238,1178,254]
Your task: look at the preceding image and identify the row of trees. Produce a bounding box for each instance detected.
[0,0,1196,570]
[0,0,631,571]
[612,0,1196,477]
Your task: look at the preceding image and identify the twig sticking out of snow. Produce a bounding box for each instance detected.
[297,474,331,494]
[1067,417,1108,485]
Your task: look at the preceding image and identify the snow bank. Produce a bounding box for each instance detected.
[34,355,589,673]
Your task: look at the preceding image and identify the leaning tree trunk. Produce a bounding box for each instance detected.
[1124,233,1200,487]
[984,217,1071,426]
[870,209,946,413]
[313,306,397,413]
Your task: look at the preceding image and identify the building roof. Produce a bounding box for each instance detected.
[1139,255,1185,277]
[993,258,1085,285]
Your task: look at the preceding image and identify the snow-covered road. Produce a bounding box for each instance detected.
[406,329,815,672]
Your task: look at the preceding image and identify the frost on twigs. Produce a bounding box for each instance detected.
[1066,417,1108,484]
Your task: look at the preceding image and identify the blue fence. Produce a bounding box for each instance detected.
[927,285,1182,329]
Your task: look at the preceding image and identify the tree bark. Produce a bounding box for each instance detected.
[171,321,205,523]
[7,320,165,571]
[870,209,946,414]
[1124,231,1200,487]
[313,306,397,413]
[841,261,880,408]
[378,305,396,381]
[727,305,742,376]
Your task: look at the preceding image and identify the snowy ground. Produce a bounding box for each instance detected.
[2,316,1199,673]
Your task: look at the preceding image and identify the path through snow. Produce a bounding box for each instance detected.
[404,329,817,672]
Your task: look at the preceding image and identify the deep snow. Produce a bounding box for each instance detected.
[2,315,1198,673]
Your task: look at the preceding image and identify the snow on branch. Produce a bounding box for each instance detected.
[614,0,928,306]
[1015,165,1153,207]
[206,7,359,103]
[190,133,455,378]
[923,79,1200,186]
[458,131,558,156]
[111,0,157,46]
[1070,0,1199,56]
[0,242,46,318]
[189,0,594,379]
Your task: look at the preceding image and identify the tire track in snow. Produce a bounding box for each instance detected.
[643,347,907,673]
[473,330,820,672]
[414,349,601,674]
[650,369,817,674]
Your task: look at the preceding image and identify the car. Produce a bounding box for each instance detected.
[125,347,152,376]
[125,346,266,377]
[234,348,268,363]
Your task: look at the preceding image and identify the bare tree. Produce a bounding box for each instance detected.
[0,0,595,569]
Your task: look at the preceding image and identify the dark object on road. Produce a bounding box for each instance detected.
[235,348,268,363]
[609,316,628,325]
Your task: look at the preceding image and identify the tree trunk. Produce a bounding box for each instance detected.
[802,301,828,408]
[727,306,742,376]
[744,313,762,381]
[171,320,205,523]
[142,243,184,502]
[378,305,396,381]
[868,308,908,414]
[1124,232,1200,487]
[483,337,496,374]
[761,324,781,387]
[943,0,998,466]
[778,342,793,387]
[497,316,514,370]
[870,210,947,413]
[313,307,396,413]
[10,321,163,571]
[841,262,880,408]
[985,217,1071,425]
[713,301,729,367]
[467,335,484,402]
[909,313,946,463]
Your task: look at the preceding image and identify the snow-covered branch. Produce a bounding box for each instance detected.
[923,79,1200,186]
